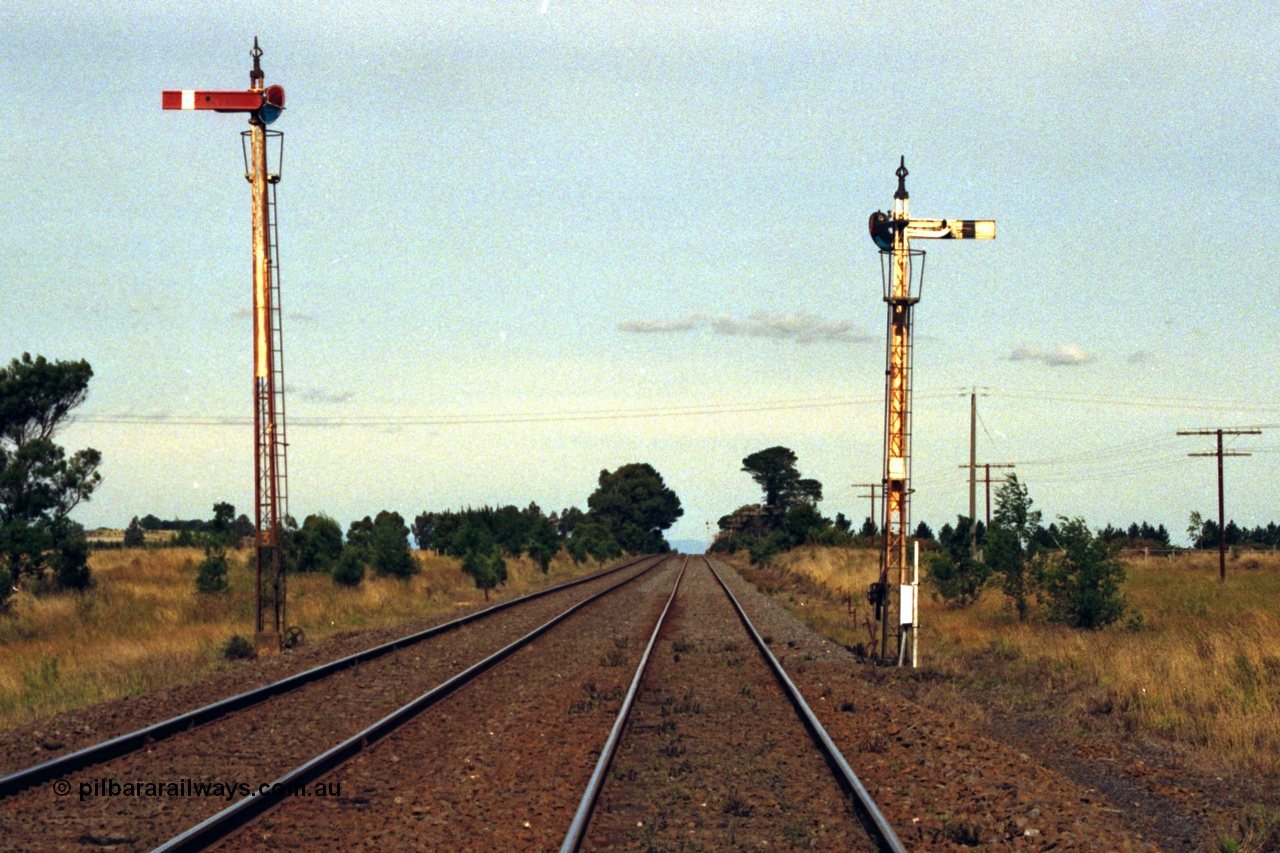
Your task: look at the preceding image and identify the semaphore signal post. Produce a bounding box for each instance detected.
[867,158,994,666]
[163,40,294,654]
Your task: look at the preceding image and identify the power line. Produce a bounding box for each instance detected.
[75,394,909,428]
[1018,435,1185,468]
[73,388,1280,430]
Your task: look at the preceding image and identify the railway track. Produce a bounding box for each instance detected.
[0,554,666,849]
[563,556,902,851]
[4,553,906,851]
[149,555,898,851]
[181,555,689,851]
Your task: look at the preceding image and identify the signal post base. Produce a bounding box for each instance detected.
[254,631,281,657]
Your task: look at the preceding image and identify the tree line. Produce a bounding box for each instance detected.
[158,464,685,600]
[1,352,686,610]
[709,446,1131,629]
[163,461,684,600]
[1184,513,1280,550]
[919,475,1130,628]
[410,463,682,598]
[122,503,255,548]
[0,354,101,608]
[712,446,853,562]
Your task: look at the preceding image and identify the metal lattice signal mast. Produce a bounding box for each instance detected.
[1177,427,1261,582]
[163,40,291,652]
[868,158,994,664]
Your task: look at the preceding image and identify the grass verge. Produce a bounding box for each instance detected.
[727,545,1280,777]
[0,547,603,729]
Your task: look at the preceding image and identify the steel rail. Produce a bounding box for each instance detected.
[149,554,675,853]
[559,556,690,852]
[704,557,906,853]
[0,554,657,799]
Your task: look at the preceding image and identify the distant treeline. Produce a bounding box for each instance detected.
[414,463,684,567]
[712,446,857,564]
[946,519,1173,552]
[115,462,685,598]
[1185,514,1280,550]
[133,513,251,534]
[412,504,562,571]
[114,504,254,549]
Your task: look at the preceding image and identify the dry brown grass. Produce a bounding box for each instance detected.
[731,545,1280,777]
[0,547,601,730]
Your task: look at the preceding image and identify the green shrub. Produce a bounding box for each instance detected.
[1039,517,1126,629]
[526,517,560,573]
[123,516,146,548]
[566,522,621,563]
[927,516,989,606]
[985,523,1032,620]
[748,530,793,565]
[52,535,92,591]
[461,546,508,601]
[223,634,256,660]
[927,549,989,606]
[370,511,418,578]
[195,547,229,594]
[332,548,366,587]
[294,513,343,572]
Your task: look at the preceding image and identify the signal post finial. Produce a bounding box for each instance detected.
[250,37,264,88]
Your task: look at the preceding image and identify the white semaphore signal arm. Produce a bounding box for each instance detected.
[904,218,996,240]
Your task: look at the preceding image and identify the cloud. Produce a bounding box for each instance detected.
[1009,344,1091,366]
[619,312,872,345]
[293,387,353,405]
[618,315,708,334]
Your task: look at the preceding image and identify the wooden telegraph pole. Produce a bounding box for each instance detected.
[1177,427,1261,581]
[958,462,1016,528]
[969,392,977,527]
[959,388,992,550]
[852,482,882,533]
[867,158,994,665]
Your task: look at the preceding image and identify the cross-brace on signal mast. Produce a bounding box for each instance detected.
[1177,427,1261,582]
[163,41,293,653]
[867,158,994,665]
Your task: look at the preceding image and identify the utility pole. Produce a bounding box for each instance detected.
[867,158,994,665]
[164,41,293,653]
[959,387,992,548]
[969,392,977,526]
[1178,427,1260,582]
[958,462,1015,527]
[852,482,882,533]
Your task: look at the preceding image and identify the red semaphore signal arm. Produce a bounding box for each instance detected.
[163,90,262,111]
[162,85,284,114]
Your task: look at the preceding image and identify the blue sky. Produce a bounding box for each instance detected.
[4,2,1279,547]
